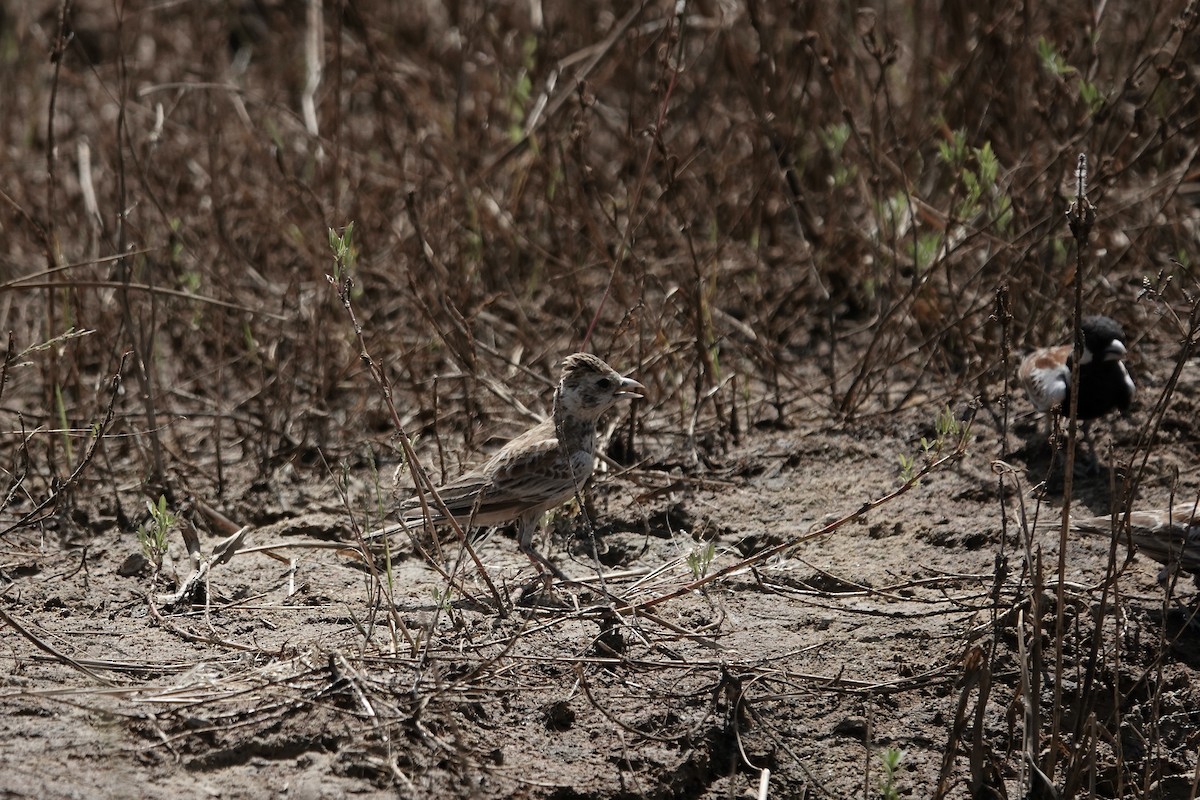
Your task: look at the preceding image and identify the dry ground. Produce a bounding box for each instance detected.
[3,1,1200,798]
[2,348,1199,799]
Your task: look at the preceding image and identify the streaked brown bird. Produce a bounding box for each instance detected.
[1072,507,1200,587]
[389,353,644,578]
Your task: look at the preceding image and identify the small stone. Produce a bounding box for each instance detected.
[117,552,150,577]
[833,715,868,738]
[544,701,575,731]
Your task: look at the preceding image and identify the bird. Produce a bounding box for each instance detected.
[387,353,645,579]
[1018,314,1135,460]
[1071,507,1200,588]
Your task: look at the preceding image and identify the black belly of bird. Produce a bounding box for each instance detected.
[1072,362,1133,419]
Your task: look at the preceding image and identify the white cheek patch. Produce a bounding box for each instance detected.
[1119,363,1135,396]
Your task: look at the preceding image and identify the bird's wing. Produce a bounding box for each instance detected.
[1073,510,1200,575]
[1126,511,1200,574]
[1019,344,1071,411]
[1070,513,1117,534]
[473,423,586,516]
[401,421,587,526]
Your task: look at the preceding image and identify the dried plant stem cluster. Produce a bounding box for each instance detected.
[0,2,1199,798]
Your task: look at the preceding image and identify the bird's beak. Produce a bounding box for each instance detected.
[1104,340,1127,361]
[617,376,646,399]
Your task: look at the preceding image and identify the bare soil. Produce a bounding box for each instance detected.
[3,348,1199,799]
[3,1,1200,798]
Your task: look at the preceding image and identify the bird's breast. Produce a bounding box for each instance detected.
[567,448,595,481]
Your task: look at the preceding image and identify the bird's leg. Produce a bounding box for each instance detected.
[1077,420,1101,475]
[517,514,568,584]
[1043,411,1056,450]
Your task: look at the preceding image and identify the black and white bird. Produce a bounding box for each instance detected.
[383,353,644,579]
[1072,507,1200,588]
[1018,315,1135,457]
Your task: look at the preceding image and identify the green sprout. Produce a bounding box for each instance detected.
[900,405,972,484]
[328,222,358,282]
[879,747,906,800]
[1036,37,1075,78]
[138,495,178,569]
[686,541,716,580]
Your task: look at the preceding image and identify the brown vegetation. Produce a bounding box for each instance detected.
[2,1,1199,797]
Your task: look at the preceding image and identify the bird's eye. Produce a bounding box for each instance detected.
[596,378,613,390]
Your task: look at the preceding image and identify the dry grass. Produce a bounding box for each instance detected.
[3,1,1200,798]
